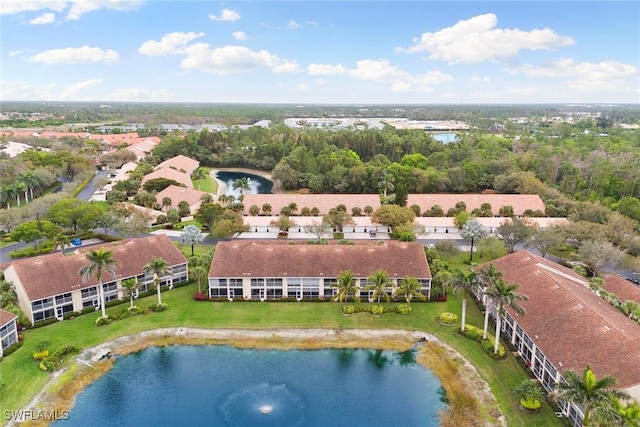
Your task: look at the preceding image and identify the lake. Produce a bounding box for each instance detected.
[216,171,273,196]
[430,133,459,144]
[55,346,445,426]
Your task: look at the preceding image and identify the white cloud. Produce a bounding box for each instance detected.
[348,59,453,92]
[506,58,638,81]
[59,78,102,98]
[209,8,240,22]
[29,46,119,64]
[1,0,143,19]
[307,63,347,75]
[180,44,301,74]
[232,31,249,41]
[29,12,56,24]
[1,0,67,15]
[138,32,204,56]
[471,75,490,83]
[65,0,144,20]
[296,83,309,92]
[397,13,575,64]
[287,20,302,29]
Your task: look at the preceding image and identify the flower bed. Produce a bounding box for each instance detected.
[439,312,458,326]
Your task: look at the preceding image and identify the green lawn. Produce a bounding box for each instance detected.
[192,167,217,193]
[1,283,564,427]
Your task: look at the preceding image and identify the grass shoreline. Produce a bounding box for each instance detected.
[1,282,564,427]
[12,329,497,427]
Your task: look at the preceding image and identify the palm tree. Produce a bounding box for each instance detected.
[446,270,477,332]
[191,168,207,190]
[554,365,630,426]
[378,175,395,199]
[121,278,139,308]
[513,378,545,409]
[461,220,487,262]
[3,183,17,209]
[484,279,528,355]
[53,233,71,256]
[478,264,503,339]
[200,193,214,204]
[192,265,207,295]
[143,257,172,305]
[161,197,172,212]
[79,247,118,319]
[365,269,391,303]
[393,276,426,303]
[232,177,250,196]
[18,171,39,203]
[332,270,359,303]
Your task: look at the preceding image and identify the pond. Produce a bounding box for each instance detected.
[55,346,445,427]
[216,171,272,196]
[430,133,459,144]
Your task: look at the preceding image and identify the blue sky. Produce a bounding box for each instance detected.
[2,1,639,104]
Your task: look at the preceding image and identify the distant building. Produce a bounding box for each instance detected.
[4,235,188,325]
[0,309,18,356]
[242,194,381,217]
[208,241,431,301]
[474,251,640,426]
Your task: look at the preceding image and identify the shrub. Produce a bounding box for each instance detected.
[481,336,506,359]
[31,318,59,329]
[150,303,168,312]
[439,312,458,325]
[371,305,385,315]
[32,350,49,361]
[40,345,79,371]
[81,306,97,314]
[95,316,111,326]
[1,341,23,357]
[341,305,356,315]
[520,398,541,411]
[461,324,484,341]
[193,292,208,301]
[396,304,412,315]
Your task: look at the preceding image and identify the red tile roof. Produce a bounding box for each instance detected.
[9,235,187,301]
[476,251,640,391]
[155,185,209,209]
[209,240,431,279]
[407,194,546,216]
[603,274,640,304]
[142,168,193,188]
[0,309,17,327]
[155,155,199,175]
[242,194,381,216]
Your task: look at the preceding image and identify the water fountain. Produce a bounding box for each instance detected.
[219,383,305,426]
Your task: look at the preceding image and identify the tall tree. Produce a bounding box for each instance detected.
[179,224,206,256]
[143,257,172,306]
[79,247,118,319]
[497,217,534,253]
[393,276,426,303]
[192,265,207,295]
[232,177,250,196]
[554,365,630,426]
[478,264,503,339]
[365,269,392,303]
[484,279,528,354]
[121,278,139,309]
[446,270,477,332]
[461,220,487,262]
[332,270,359,303]
[53,233,71,256]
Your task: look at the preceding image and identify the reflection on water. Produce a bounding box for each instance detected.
[55,346,444,427]
[216,171,272,196]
